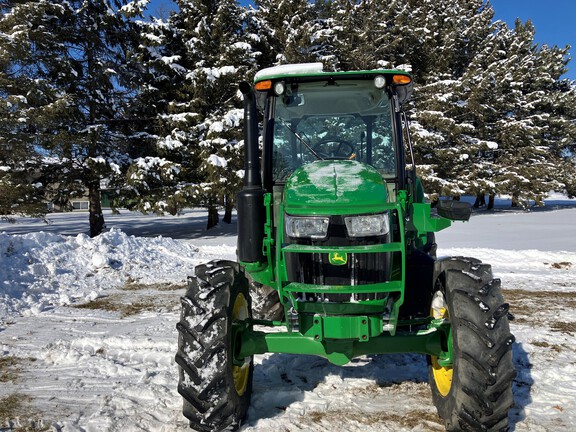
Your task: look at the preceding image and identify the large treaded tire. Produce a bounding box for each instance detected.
[429,259,516,432]
[250,278,284,321]
[175,260,253,432]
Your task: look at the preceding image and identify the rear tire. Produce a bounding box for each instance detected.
[175,260,253,432]
[250,279,284,321]
[429,259,516,431]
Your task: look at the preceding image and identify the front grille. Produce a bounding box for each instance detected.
[285,217,390,302]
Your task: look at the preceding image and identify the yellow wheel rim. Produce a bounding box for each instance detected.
[232,292,250,396]
[430,292,453,397]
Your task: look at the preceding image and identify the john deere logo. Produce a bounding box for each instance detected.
[329,252,348,266]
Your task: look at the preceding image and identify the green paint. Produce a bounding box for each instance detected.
[236,326,447,366]
[233,66,458,368]
[284,160,388,216]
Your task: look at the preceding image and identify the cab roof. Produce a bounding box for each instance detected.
[254,62,411,82]
[253,63,413,104]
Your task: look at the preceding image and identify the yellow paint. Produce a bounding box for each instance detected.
[430,303,452,397]
[232,293,250,396]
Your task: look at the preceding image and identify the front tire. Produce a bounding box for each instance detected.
[429,260,516,431]
[175,260,253,432]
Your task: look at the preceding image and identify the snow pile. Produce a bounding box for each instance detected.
[0,229,199,324]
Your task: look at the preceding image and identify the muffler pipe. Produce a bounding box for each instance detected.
[237,82,265,263]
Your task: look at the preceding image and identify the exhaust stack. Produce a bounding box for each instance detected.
[236,82,265,263]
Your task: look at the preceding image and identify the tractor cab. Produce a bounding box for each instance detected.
[241,64,417,303]
[254,63,413,196]
[236,64,423,292]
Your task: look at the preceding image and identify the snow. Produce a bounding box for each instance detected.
[188,66,238,84]
[208,121,224,133]
[231,42,253,51]
[207,154,228,168]
[119,0,150,15]
[135,156,171,170]
[142,33,163,44]
[1,205,576,431]
[254,63,324,81]
[158,135,184,150]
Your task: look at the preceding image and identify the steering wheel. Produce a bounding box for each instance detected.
[312,138,356,160]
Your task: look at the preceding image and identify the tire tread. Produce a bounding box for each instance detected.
[430,258,516,432]
[176,260,253,432]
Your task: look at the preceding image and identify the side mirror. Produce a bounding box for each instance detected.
[436,200,471,221]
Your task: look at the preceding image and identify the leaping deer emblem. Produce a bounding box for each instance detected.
[329,252,348,265]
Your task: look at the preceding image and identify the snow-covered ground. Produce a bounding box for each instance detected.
[1,204,575,431]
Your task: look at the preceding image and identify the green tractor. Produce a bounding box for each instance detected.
[175,63,516,431]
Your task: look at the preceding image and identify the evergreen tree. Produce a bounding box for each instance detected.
[402,3,576,207]
[520,40,576,201]
[488,21,564,206]
[0,0,146,236]
[328,0,404,71]
[431,19,576,207]
[0,1,58,218]
[250,0,576,206]
[180,0,258,227]
[251,0,315,66]
[411,17,504,202]
[3,0,575,225]
[116,9,199,216]
[130,0,259,228]
[0,124,45,218]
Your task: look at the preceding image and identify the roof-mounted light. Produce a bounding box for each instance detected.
[392,74,412,85]
[273,81,285,95]
[374,75,386,89]
[254,80,272,91]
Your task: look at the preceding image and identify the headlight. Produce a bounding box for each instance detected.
[344,213,389,237]
[285,215,329,239]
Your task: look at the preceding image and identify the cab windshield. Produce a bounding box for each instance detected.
[272,79,396,183]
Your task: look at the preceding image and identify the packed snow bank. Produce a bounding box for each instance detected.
[0,229,234,326]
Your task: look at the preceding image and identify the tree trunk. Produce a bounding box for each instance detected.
[511,193,520,208]
[223,194,233,224]
[88,179,105,237]
[86,36,105,238]
[487,194,495,210]
[473,193,486,208]
[207,205,219,229]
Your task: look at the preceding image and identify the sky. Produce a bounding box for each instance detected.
[491,0,575,80]
[145,0,576,80]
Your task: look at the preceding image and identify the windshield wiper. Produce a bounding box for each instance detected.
[277,118,324,161]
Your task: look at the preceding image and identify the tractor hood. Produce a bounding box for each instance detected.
[283,160,389,215]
